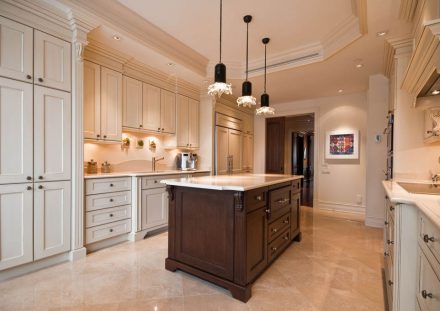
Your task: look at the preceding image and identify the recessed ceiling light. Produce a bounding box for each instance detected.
[356,64,363,68]
[338,89,344,93]
[376,31,387,37]
[167,62,175,66]
[112,35,121,41]
[432,90,440,95]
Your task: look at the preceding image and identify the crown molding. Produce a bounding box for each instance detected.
[322,15,363,58]
[399,0,419,21]
[383,36,413,78]
[352,0,368,35]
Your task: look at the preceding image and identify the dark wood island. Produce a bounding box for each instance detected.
[162,174,302,302]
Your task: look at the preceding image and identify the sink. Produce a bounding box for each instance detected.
[398,182,440,195]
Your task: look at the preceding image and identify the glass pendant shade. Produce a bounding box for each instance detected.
[256,93,275,115]
[237,81,256,107]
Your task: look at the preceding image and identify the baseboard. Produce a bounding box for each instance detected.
[317,200,366,215]
[86,234,131,253]
[128,225,168,242]
[365,216,385,228]
[69,247,87,261]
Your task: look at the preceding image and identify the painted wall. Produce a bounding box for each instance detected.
[254,92,368,215]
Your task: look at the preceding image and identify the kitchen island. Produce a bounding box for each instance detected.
[162,174,303,302]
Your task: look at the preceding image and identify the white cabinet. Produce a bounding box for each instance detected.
[101,67,122,141]
[34,181,71,260]
[216,126,229,175]
[122,76,143,129]
[83,61,101,140]
[243,133,254,172]
[34,30,71,92]
[229,129,243,173]
[34,86,71,182]
[0,78,33,184]
[0,183,33,271]
[0,17,33,82]
[242,113,254,135]
[215,127,242,174]
[176,95,199,148]
[160,89,176,134]
[141,188,168,231]
[142,83,161,132]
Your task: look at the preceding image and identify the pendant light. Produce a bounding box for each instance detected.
[237,15,256,108]
[256,37,275,116]
[208,0,232,97]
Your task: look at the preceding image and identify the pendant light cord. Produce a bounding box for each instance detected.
[264,43,267,93]
[219,0,222,63]
[245,22,249,81]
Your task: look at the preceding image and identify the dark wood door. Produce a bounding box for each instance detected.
[246,206,267,282]
[292,132,304,175]
[266,117,285,173]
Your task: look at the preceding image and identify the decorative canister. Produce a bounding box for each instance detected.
[101,161,111,173]
[87,159,98,174]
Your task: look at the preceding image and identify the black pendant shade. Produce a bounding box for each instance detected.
[214,63,227,83]
[261,93,269,107]
[242,80,252,96]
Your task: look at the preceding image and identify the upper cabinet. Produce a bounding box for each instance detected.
[160,89,176,134]
[142,83,161,132]
[83,61,122,142]
[242,113,254,135]
[0,17,33,83]
[177,95,199,148]
[122,76,143,129]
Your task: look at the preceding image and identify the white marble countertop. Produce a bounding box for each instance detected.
[84,169,211,179]
[161,174,303,191]
[383,180,440,229]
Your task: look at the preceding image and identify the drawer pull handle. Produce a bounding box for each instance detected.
[388,280,393,286]
[384,251,389,257]
[384,221,389,225]
[265,209,270,214]
[26,74,32,80]
[110,184,114,187]
[26,176,32,181]
[283,219,289,224]
[38,185,43,189]
[423,234,435,243]
[109,229,113,233]
[272,228,278,233]
[38,77,43,82]
[255,195,263,201]
[271,247,277,252]
[109,198,114,202]
[421,290,433,299]
[109,214,114,217]
[154,180,158,183]
[389,206,394,211]
[276,198,289,204]
[284,236,289,241]
[26,186,32,190]
[387,240,394,245]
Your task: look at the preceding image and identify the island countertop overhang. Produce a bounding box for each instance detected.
[161,174,303,191]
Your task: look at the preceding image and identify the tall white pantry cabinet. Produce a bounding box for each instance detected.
[0,16,72,271]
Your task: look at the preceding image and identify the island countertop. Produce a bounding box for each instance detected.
[161,173,303,191]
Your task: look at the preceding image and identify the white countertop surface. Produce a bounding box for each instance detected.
[84,169,211,179]
[383,180,440,229]
[161,174,303,191]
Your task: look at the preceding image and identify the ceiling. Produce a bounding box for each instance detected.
[81,0,414,103]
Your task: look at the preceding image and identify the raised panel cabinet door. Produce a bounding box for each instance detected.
[0,183,33,271]
[34,181,71,260]
[215,126,229,175]
[266,117,285,173]
[0,17,33,82]
[83,61,101,140]
[188,98,199,148]
[176,94,189,147]
[34,30,71,92]
[34,86,71,182]
[142,83,161,131]
[243,134,254,172]
[160,89,176,134]
[0,78,33,184]
[141,188,168,231]
[101,67,122,141]
[122,76,143,129]
[228,129,243,173]
[246,206,267,282]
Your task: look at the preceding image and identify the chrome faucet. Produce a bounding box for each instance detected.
[431,172,440,183]
[152,156,164,172]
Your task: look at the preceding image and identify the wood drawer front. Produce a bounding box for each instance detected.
[85,191,131,212]
[268,228,290,263]
[86,177,131,195]
[418,252,440,311]
[245,187,267,213]
[420,215,440,265]
[291,179,301,194]
[85,205,131,228]
[268,213,290,243]
[142,175,180,189]
[85,219,131,244]
[269,186,291,221]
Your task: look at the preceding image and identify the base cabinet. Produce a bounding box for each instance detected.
[141,188,168,231]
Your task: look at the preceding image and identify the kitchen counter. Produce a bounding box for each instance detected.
[161,174,303,191]
[383,180,440,229]
[84,169,211,179]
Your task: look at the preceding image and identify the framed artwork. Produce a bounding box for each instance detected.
[325,129,359,159]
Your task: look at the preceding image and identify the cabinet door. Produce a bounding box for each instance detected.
[0,17,33,82]
[266,117,285,173]
[34,181,71,260]
[34,31,71,92]
[176,94,189,147]
[100,67,122,141]
[83,61,101,140]
[243,134,253,172]
[188,98,199,148]
[215,126,229,175]
[141,188,168,230]
[34,86,71,181]
[246,206,267,282]
[242,113,254,135]
[122,76,143,129]
[160,89,176,134]
[0,183,33,271]
[228,129,243,173]
[0,78,33,184]
[142,83,161,132]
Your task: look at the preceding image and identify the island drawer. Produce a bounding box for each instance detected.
[268,228,290,263]
[417,251,440,311]
[245,187,267,213]
[291,179,301,194]
[86,177,131,195]
[85,191,131,212]
[419,214,440,265]
[85,219,131,244]
[142,175,180,189]
[268,212,290,242]
[85,205,131,228]
[269,186,292,220]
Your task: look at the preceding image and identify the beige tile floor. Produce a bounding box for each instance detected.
[0,207,385,311]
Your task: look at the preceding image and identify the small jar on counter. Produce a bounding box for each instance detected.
[87,159,98,174]
[101,161,111,173]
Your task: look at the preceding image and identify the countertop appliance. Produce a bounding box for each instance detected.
[176,152,198,170]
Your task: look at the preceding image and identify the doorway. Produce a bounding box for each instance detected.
[292,131,314,207]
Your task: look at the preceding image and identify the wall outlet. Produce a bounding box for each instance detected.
[356,194,362,205]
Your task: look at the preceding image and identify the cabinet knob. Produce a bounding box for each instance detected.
[271,247,277,252]
[38,77,43,82]
[283,219,289,224]
[421,290,433,299]
[109,183,114,187]
[154,180,158,183]
[26,74,32,80]
[389,206,394,211]
[109,214,114,217]
[255,195,263,201]
[423,234,435,243]
[157,127,161,131]
[284,236,289,240]
[272,228,278,233]
[387,239,394,245]
[139,125,143,128]
[388,280,393,286]
[38,176,43,180]
[103,135,107,139]
[161,128,164,131]
[265,209,270,214]
[38,185,43,189]
[109,229,113,233]
[97,134,100,138]
[109,198,114,202]
[26,186,32,190]
[384,221,389,225]
[26,176,32,181]
[384,251,389,257]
